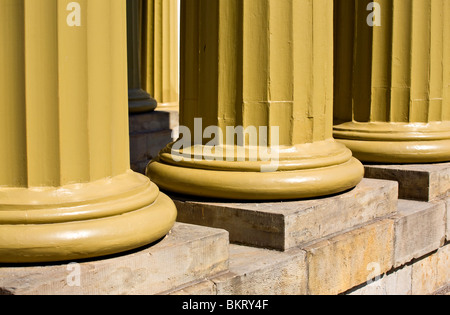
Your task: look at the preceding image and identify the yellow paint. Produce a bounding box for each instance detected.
[334,0,450,163]
[147,0,363,200]
[142,0,179,108]
[0,0,176,263]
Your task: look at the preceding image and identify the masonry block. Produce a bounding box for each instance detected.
[392,200,446,267]
[129,110,178,174]
[173,179,398,251]
[211,245,307,295]
[445,198,450,242]
[169,280,217,295]
[364,162,450,201]
[348,264,412,295]
[412,244,450,295]
[304,219,394,295]
[0,223,229,295]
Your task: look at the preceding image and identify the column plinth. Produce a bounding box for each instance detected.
[333,0,450,163]
[0,0,176,263]
[147,0,363,201]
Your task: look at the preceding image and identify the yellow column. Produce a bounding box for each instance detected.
[141,0,179,108]
[0,0,176,263]
[127,0,157,112]
[334,0,450,163]
[147,0,364,200]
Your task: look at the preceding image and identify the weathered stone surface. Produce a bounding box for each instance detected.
[392,200,446,267]
[129,110,178,174]
[211,245,307,295]
[130,129,173,162]
[129,110,178,134]
[348,265,412,295]
[304,219,394,295]
[173,179,398,251]
[169,280,217,295]
[168,245,307,296]
[0,223,229,295]
[434,284,450,295]
[412,244,450,295]
[445,198,450,242]
[364,162,450,201]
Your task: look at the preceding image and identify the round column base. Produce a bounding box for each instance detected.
[334,122,450,163]
[146,140,364,200]
[129,89,158,113]
[0,171,177,263]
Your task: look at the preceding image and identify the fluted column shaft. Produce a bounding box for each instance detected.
[141,0,179,108]
[0,0,176,263]
[147,0,363,200]
[127,0,157,112]
[334,0,450,163]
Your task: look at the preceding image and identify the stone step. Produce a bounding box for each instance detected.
[303,219,395,295]
[171,199,449,295]
[364,162,450,201]
[392,199,446,268]
[0,223,229,295]
[304,199,447,295]
[170,244,307,295]
[172,178,398,251]
[129,109,179,174]
[171,219,396,296]
[348,244,450,295]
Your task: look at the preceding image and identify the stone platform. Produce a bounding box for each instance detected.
[172,178,398,251]
[0,223,229,295]
[169,199,449,296]
[364,162,450,202]
[129,109,178,174]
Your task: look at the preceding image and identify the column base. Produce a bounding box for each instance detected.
[146,140,364,200]
[0,171,177,263]
[129,89,158,113]
[334,122,450,163]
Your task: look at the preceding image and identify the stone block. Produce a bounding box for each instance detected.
[446,198,450,242]
[392,200,446,267]
[348,265,412,295]
[130,129,173,163]
[0,223,229,295]
[210,245,307,295]
[129,110,178,134]
[433,285,450,295]
[129,110,178,174]
[412,244,450,295]
[169,280,217,295]
[129,128,173,174]
[364,162,450,201]
[304,219,394,295]
[173,178,398,251]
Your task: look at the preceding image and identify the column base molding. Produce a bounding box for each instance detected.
[129,89,158,113]
[146,140,364,200]
[0,171,177,263]
[334,122,450,163]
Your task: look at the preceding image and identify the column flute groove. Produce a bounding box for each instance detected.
[0,0,176,263]
[141,0,179,108]
[147,0,364,201]
[334,0,450,163]
[127,0,157,113]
